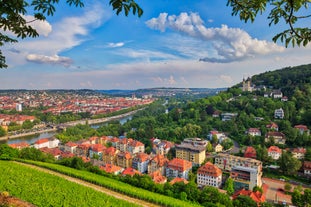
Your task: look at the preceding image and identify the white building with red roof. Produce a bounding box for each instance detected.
[197,162,222,188]
[291,147,306,160]
[165,158,192,180]
[148,154,168,175]
[246,128,261,137]
[294,125,309,135]
[132,153,150,173]
[268,146,282,160]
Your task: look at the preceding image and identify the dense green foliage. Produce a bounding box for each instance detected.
[0,161,140,207]
[227,0,311,47]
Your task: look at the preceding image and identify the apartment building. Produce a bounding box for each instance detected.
[197,162,222,188]
[175,138,206,165]
[215,153,262,189]
[165,158,192,180]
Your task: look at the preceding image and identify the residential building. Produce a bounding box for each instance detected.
[207,130,227,143]
[197,162,222,188]
[270,90,283,99]
[89,144,106,160]
[127,139,145,155]
[116,151,132,169]
[166,158,192,180]
[34,137,59,149]
[268,146,282,160]
[102,147,119,165]
[122,167,141,177]
[246,128,261,137]
[303,161,311,176]
[132,153,150,173]
[221,112,238,121]
[244,146,257,159]
[76,143,91,157]
[274,108,284,119]
[232,189,265,205]
[265,131,286,145]
[169,177,189,185]
[149,171,167,184]
[148,154,168,175]
[294,125,310,135]
[291,148,306,160]
[214,143,223,153]
[16,103,22,112]
[175,138,206,165]
[100,163,123,175]
[266,122,279,131]
[8,142,29,150]
[151,138,173,155]
[63,141,78,154]
[214,153,262,189]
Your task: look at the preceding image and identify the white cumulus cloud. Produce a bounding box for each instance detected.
[24,15,52,37]
[146,12,284,63]
[26,54,73,67]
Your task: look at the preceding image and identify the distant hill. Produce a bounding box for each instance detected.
[250,63,311,97]
[97,87,226,98]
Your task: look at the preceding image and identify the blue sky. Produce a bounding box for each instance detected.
[1,0,311,90]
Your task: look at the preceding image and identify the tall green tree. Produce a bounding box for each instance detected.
[224,177,234,195]
[278,151,302,175]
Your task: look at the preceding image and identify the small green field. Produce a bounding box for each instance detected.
[0,161,140,207]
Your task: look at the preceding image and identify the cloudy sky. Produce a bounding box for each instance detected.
[1,0,311,90]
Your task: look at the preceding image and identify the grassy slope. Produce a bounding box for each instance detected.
[0,161,140,207]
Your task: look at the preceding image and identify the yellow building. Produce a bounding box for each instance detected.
[175,138,206,165]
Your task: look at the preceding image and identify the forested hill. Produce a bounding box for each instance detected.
[250,63,311,97]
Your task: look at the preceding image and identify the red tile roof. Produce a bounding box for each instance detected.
[268,146,282,153]
[232,189,265,204]
[133,153,149,162]
[100,164,122,174]
[197,162,222,177]
[149,171,167,184]
[35,138,49,145]
[167,158,192,172]
[244,146,257,159]
[122,167,141,177]
[151,154,168,167]
[169,177,189,185]
[294,125,308,131]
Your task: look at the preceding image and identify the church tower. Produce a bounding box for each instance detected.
[242,77,252,92]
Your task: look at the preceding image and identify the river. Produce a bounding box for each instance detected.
[0,115,132,145]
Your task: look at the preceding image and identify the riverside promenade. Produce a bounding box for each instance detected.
[0,109,140,142]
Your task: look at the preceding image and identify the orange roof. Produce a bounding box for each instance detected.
[151,154,168,167]
[294,125,308,130]
[122,167,141,177]
[35,138,49,145]
[129,140,144,147]
[167,158,192,172]
[91,144,106,152]
[244,146,257,158]
[105,147,117,155]
[118,151,132,160]
[149,171,167,184]
[268,146,282,153]
[292,147,306,154]
[233,189,265,203]
[9,142,29,149]
[169,177,189,185]
[100,164,122,174]
[65,141,78,147]
[197,162,222,177]
[133,153,149,162]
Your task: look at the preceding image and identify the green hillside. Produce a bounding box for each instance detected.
[0,161,140,207]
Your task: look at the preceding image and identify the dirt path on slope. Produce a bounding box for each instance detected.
[15,162,161,207]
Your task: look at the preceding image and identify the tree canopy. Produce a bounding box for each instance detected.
[227,0,311,47]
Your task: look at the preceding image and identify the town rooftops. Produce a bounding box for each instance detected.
[167,158,192,171]
[197,162,222,177]
[169,177,189,185]
[232,189,265,203]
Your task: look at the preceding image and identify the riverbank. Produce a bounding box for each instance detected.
[0,109,140,142]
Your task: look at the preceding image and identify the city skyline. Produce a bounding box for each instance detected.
[1,0,311,90]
